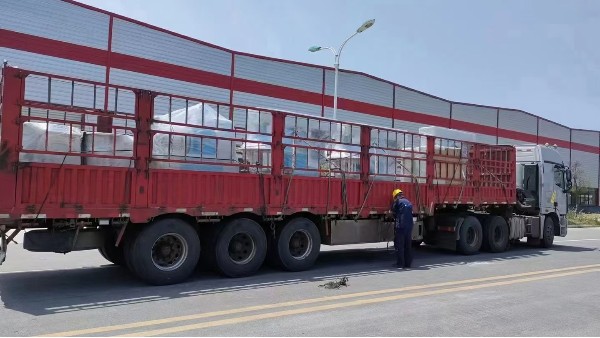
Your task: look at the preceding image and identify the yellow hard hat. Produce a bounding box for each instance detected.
[392,188,403,198]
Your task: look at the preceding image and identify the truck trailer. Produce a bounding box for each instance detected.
[0,66,572,285]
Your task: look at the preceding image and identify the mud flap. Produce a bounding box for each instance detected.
[0,230,6,265]
[559,215,568,237]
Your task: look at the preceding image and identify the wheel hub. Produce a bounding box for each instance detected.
[289,230,312,260]
[151,233,188,272]
[228,233,256,265]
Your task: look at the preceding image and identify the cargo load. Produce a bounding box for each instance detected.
[19,121,82,165]
[82,132,134,167]
[151,103,238,172]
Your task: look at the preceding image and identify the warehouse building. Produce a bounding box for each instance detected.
[1,0,598,206]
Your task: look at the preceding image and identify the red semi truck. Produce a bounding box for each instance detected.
[0,67,572,285]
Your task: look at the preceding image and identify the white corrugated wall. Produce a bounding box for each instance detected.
[325,70,393,108]
[498,109,537,135]
[395,86,450,118]
[571,150,599,188]
[234,55,322,93]
[539,119,570,142]
[571,129,600,191]
[1,0,110,49]
[452,104,497,127]
[111,19,231,75]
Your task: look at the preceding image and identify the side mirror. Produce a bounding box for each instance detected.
[565,168,573,192]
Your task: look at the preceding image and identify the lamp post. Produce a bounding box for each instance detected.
[309,19,375,125]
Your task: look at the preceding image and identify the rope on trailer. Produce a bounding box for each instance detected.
[258,170,267,218]
[476,162,510,204]
[355,141,383,221]
[290,133,351,218]
[35,152,69,224]
[280,131,299,216]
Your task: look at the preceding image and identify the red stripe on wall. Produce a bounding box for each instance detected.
[1,29,598,156]
[0,29,107,66]
[233,78,323,106]
[395,109,450,128]
[110,53,231,89]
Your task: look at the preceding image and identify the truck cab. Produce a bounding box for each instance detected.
[516,144,572,237]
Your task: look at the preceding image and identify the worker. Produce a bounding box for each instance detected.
[391,188,414,268]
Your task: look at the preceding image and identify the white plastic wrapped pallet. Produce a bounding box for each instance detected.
[83,132,134,167]
[151,103,238,172]
[239,110,272,170]
[19,122,82,165]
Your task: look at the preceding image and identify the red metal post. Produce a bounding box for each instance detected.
[425,136,435,188]
[0,67,26,212]
[98,15,115,133]
[270,111,285,207]
[360,125,371,182]
[472,144,482,205]
[131,90,153,213]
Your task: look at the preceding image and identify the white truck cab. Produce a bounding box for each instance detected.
[515,144,572,238]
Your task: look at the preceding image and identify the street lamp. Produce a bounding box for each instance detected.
[309,19,375,125]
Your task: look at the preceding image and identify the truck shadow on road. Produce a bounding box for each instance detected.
[0,242,596,316]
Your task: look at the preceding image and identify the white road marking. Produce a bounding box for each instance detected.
[555,239,600,243]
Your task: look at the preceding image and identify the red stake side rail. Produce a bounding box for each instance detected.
[0,67,516,225]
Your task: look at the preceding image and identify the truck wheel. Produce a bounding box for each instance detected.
[99,230,125,265]
[99,244,125,266]
[214,218,267,277]
[482,216,509,253]
[456,216,482,255]
[124,219,201,285]
[272,217,321,272]
[540,216,555,248]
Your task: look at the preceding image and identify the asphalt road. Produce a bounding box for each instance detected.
[1,228,600,336]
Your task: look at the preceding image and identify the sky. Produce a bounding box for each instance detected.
[78,0,600,131]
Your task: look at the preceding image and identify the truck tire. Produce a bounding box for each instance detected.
[540,216,555,248]
[482,216,509,253]
[214,218,267,278]
[272,217,321,272]
[99,244,125,266]
[98,230,125,266]
[124,218,201,285]
[456,216,483,255]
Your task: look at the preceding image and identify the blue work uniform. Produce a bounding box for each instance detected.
[391,196,414,268]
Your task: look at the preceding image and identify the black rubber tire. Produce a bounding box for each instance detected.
[272,217,321,272]
[482,216,509,253]
[214,218,267,278]
[540,216,555,248]
[197,223,219,271]
[456,216,483,255]
[124,219,201,286]
[98,244,125,266]
[98,230,125,266]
